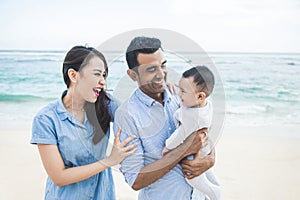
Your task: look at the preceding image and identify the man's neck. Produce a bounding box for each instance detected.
[140,88,165,105]
[155,92,164,105]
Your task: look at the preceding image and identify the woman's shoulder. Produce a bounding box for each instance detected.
[106,92,114,101]
[105,92,120,119]
[106,92,120,106]
[34,99,61,119]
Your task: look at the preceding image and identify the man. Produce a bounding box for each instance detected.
[114,36,215,199]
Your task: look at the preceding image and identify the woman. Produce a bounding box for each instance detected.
[31,46,137,200]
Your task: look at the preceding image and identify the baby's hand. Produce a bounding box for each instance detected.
[162,147,170,156]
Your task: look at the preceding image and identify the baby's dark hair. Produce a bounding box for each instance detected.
[182,66,215,97]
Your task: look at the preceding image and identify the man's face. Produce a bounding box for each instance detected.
[134,49,167,99]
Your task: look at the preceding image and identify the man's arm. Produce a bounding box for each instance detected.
[132,130,208,190]
[180,147,215,179]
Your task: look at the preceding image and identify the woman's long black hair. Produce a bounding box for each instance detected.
[62,46,111,144]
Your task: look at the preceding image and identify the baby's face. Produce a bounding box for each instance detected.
[177,77,200,107]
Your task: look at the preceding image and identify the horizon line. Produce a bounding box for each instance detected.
[0,49,299,54]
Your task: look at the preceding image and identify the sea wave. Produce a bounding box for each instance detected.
[0,57,63,63]
[0,94,54,102]
[226,104,273,115]
[0,50,64,63]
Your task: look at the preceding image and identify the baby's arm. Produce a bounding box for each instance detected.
[162,124,188,156]
[165,124,191,150]
[162,147,170,156]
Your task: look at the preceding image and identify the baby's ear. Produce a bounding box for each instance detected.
[198,92,206,101]
[127,69,138,81]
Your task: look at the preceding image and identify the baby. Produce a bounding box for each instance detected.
[162,66,221,200]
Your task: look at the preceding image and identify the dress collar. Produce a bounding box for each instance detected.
[56,90,87,128]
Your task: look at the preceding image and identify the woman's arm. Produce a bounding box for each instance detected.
[38,129,137,186]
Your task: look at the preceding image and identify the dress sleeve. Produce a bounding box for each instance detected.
[30,114,58,145]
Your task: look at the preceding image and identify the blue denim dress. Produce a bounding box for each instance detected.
[31,92,119,200]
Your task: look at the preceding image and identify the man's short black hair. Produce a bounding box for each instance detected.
[126,36,162,69]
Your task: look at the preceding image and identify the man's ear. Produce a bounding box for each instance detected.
[68,68,78,84]
[127,69,138,81]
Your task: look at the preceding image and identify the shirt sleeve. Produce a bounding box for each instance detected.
[30,114,58,145]
[113,105,145,187]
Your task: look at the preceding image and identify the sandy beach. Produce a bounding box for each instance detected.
[1,125,300,200]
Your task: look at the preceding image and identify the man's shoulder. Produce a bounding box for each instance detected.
[115,95,142,118]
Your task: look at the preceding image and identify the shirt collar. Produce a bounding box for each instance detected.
[56,90,70,121]
[164,87,172,103]
[134,87,173,107]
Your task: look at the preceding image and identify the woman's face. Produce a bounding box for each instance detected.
[75,56,107,103]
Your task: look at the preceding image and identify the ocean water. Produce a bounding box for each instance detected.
[0,50,299,131]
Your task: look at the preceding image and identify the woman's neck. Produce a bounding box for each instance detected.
[62,90,85,113]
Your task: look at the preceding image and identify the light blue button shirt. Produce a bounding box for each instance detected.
[31,91,119,200]
[114,88,205,200]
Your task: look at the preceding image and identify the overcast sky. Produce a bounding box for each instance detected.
[1,0,299,52]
